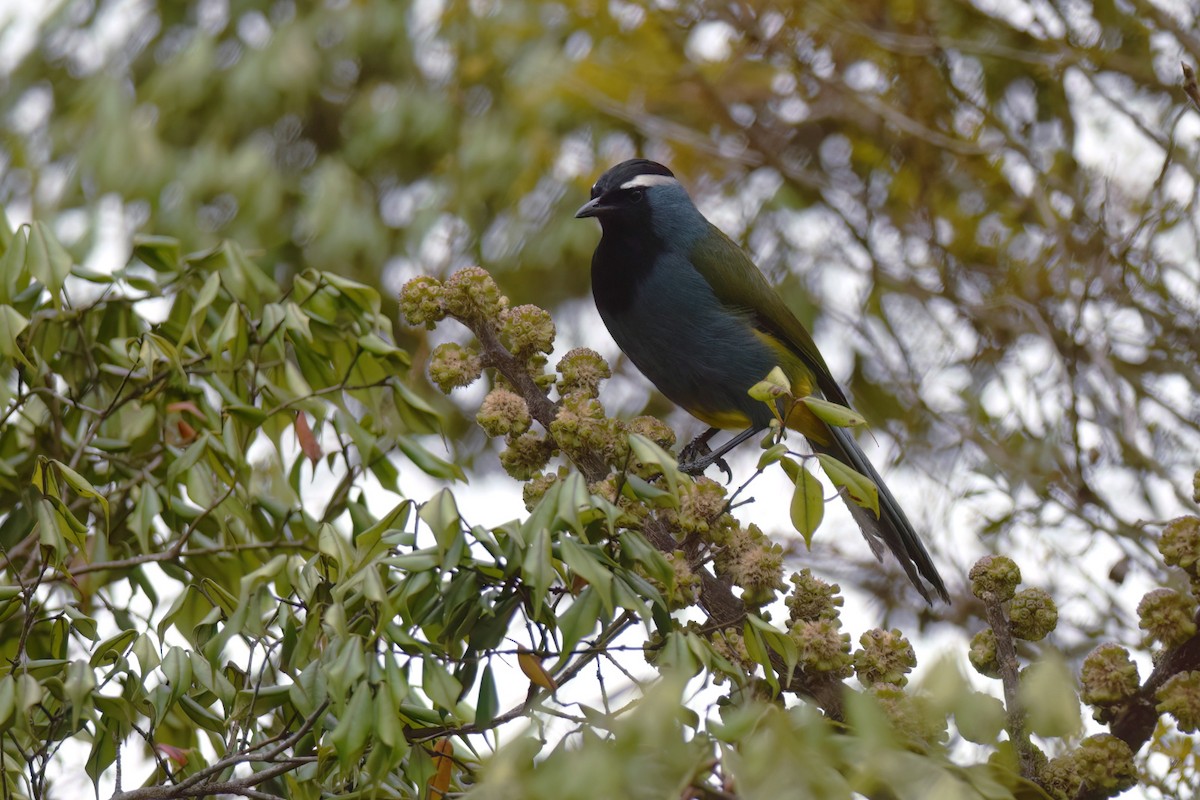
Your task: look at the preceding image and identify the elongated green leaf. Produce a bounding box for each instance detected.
[801,396,867,428]
[815,454,880,517]
[474,664,499,727]
[559,537,614,613]
[789,463,825,547]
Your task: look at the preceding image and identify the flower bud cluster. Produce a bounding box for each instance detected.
[398,276,447,328]
[1009,588,1058,641]
[665,478,730,538]
[1039,735,1136,799]
[500,303,555,359]
[1160,515,1200,596]
[443,266,507,322]
[476,389,531,437]
[969,554,1021,601]
[783,570,850,676]
[498,432,553,481]
[556,347,611,399]
[786,569,843,624]
[969,629,1000,678]
[854,628,916,687]
[1079,643,1140,724]
[663,550,702,609]
[428,342,482,393]
[1137,588,1197,649]
[549,393,621,463]
[1156,670,1200,733]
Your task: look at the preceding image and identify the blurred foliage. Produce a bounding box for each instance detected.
[1,0,1200,796]
[1,0,1197,615]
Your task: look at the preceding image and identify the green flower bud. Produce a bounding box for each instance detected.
[663,478,729,537]
[710,629,754,677]
[1157,670,1200,733]
[786,568,843,624]
[1009,587,1058,641]
[1160,516,1200,576]
[556,347,611,398]
[476,389,532,437]
[854,628,917,687]
[870,684,948,746]
[549,393,619,460]
[1137,588,1197,649]
[1073,734,1137,796]
[1039,753,1081,800]
[663,550,702,609]
[789,618,852,677]
[442,266,506,322]
[522,473,558,510]
[498,432,553,481]
[969,628,1000,678]
[428,342,482,393]
[1079,643,1140,723]
[734,542,785,601]
[625,415,677,450]
[398,276,446,328]
[499,304,555,358]
[968,554,1021,601]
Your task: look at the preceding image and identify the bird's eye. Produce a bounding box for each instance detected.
[628,189,645,203]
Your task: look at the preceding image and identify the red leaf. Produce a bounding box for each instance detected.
[429,738,454,798]
[296,412,321,465]
[155,743,189,766]
[176,419,197,444]
[166,401,202,417]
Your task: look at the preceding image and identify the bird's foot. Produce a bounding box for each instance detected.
[678,436,732,483]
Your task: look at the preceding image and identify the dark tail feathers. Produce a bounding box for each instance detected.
[814,425,949,604]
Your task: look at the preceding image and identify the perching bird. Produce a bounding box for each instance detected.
[576,159,949,604]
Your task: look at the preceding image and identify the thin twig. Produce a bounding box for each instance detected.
[981,591,1036,781]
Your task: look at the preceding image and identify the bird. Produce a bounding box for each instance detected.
[575,158,949,604]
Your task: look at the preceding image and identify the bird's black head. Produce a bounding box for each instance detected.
[575,159,679,222]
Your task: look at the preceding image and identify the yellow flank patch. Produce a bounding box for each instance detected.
[783,401,831,445]
[690,406,753,430]
[749,330,815,396]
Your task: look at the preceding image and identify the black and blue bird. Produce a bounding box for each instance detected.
[576,159,949,604]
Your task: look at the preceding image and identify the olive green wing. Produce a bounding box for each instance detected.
[688,224,851,407]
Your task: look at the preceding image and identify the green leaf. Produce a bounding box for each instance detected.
[422,655,463,712]
[27,221,72,302]
[801,396,867,427]
[90,630,138,667]
[330,683,374,766]
[788,462,825,547]
[756,442,788,470]
[1020,658,1081,738]
[51,459,110,529]
[954,691,1007,745]
[0,305,31,367]
[815,453,880,517]
[0,227,27,304]
[559,537,614,613]
[420,488,464,566]
[395,434,465,481]
[132,235,182,272]
[555,586,602,670]
[522,525,553,613]
[475,664,499,727]
[628,433,682,495]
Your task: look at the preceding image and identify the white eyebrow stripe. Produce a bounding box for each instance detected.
[619,174,678,189]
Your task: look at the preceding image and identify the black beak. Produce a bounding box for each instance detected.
[574,197,604,219]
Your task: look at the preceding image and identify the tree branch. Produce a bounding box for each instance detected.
[981,591,1036,781]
